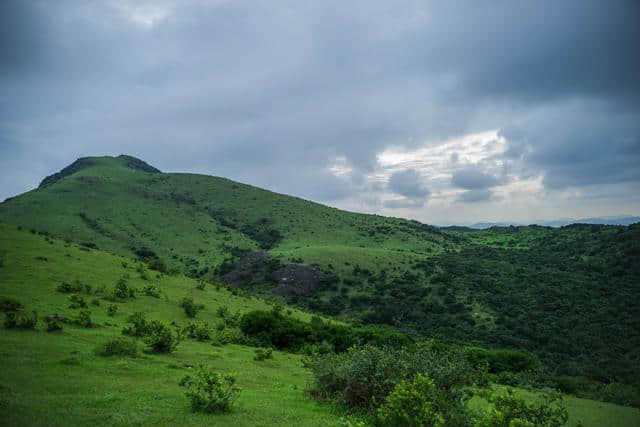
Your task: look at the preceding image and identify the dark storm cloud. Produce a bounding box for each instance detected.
[0,0,639,221]
[388,169,430,199]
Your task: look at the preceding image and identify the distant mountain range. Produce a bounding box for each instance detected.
[467,216,640,229]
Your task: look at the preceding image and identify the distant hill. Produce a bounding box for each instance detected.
[469,216,640,229]
[1,154,639,386]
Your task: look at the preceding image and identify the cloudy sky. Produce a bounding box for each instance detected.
[1,0,639,225]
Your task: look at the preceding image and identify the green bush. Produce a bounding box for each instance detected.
[465,347,539,374]
[4,310,38,329]
[90,298,101,306]
[307,343,479,411]
[0,296,23,312]
[253,348,273,361]
[107,304,118,317]
[73,310,93,328]
[96,337,138,357]
[143,284,161,298]
[111,278,135,300]
[56,281,84,293]
[143,320,179,353]
[181,297,204,318]
[68,294,87,309]
[179,366,241,413]
[45,314,65,332]
[122,312,149,336]
[184,321,213,341]
[212,327,246,346]
[376,373,446,427]
[473,388,568,427]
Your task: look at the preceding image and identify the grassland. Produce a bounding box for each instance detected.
[1,223,639,426]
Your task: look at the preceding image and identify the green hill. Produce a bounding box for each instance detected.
[1,222,639,426]
[1,155,639,390]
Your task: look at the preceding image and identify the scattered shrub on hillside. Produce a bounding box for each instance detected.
[376,373,447,427]
[68,294,87,309]
[474,388,568,427]
[143,320,179,353]
[143,284,161,298]
[0,296,22,312]
[196,280,206,290]
[110,278,136,300]
[57,281,84,294]
[90,298,101,306]
[122,312,149,337]
[107,304,118,317]
[181,297,204,318]
[45,314,65,332]
[211,327,246,346]
[4,310,38,329]
[73,310,93,328]
[96,337,138,357]
[179,366,241,413]
[253,348,273,361]
[184,321,213,341]
[148,258,167,273]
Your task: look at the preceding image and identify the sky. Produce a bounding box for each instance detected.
[1,0,639,225]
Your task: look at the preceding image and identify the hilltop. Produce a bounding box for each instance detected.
[1,155,639,390]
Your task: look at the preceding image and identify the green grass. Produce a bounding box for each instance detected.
[1,223,639,426]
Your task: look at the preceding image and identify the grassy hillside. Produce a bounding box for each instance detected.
[2,223,639,426]
[1,155,639,391]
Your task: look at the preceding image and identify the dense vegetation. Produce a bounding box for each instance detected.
[0,155,639,425]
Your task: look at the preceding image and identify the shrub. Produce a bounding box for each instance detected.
[4,310,38,329]
[466,347,539,374]
[184,321,213,341]
[45,314,65,332]
[111,278,135,300]
[91,298,101,306]
[0,296,22,312]
[254,348,273,361]
[56,281,83,294]
[73,310,93,328]
[143,284,161,298]
[196,281,206,290]
[143,320,179,353]
[181,297,204,318]
[96,337,138,357]
[212,327,246,346]
[376,373,446,427]
[122,312,149,337]
[107,304,118,317]
[179,366,241,413]
[68,294,87,309]
[474,388,568,427]
[307,343,479,410]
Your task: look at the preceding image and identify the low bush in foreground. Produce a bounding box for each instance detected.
[474,388,568,427]
[179,366,241,413]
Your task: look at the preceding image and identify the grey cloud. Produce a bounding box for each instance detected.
[451,168,502,190]
[387,169,430,199]
[457,189,491,203]
[383,198,425,209]
[0,0,639,223]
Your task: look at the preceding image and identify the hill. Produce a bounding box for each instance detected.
[1,223,639,426]
[1,155,639,389]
